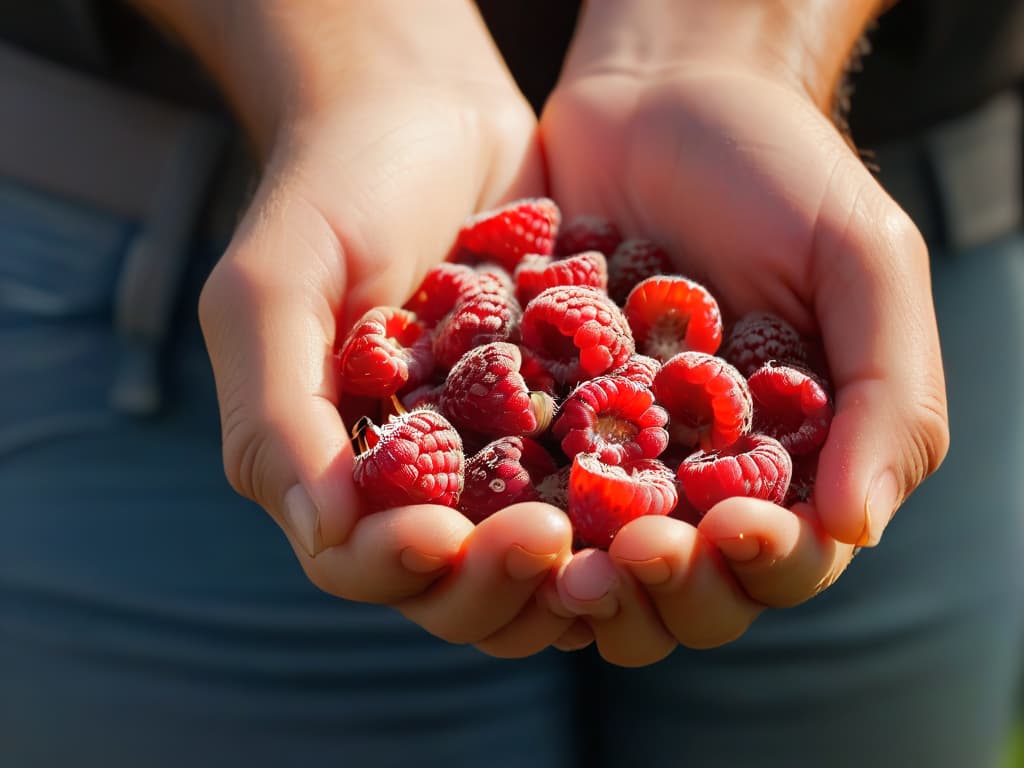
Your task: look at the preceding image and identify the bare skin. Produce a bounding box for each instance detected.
[132,0,948,664]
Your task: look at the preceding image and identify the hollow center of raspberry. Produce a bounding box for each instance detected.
[644,313,690,358]
[533,322,580,361]
[595,414,638,445]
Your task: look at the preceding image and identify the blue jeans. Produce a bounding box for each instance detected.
[1,174,1021,768]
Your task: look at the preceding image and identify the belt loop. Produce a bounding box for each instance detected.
[109,113,227,416]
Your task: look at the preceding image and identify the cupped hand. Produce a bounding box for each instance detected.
[199,15,577,657]
[540,29,949,665]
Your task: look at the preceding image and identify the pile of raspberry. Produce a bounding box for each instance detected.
[339,198,833,550]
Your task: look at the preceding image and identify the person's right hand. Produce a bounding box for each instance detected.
[195,2,578,657]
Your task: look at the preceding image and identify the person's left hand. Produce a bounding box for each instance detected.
[537,2,949,666]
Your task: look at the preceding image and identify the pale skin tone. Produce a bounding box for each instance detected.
[133,0,948,664]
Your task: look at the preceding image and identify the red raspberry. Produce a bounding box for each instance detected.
[608,354,662,388]
[748,362,833,456]
[399,381,443,412]
[402,263,480,327]
[472,263,515,298]
[352,408,464,510]
[607,238,675,305]
[721,311,807,378]
[536,464,571,512]
[454,197,561,272]
[676,433,792,515]
[652,351,752,451]
[432,291,521,369]
[624,275,723,360]
[438,342,556,438]
[569,453,678,550]
[555,214,623,257]
[553,376,669,465]
[458,436,559,523]
[785,453,819,507]
[336,306,434,397]
[514,250,608,306]
[520,286,635,385]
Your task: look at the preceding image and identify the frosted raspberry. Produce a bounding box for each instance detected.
[569,454,678,550]
[458,436,559,523]
[553,376,669,465]
[454,197,561,272]
[438,342,556,438]
[555,214,623,257]
[472,263,515,298]
[607,238,675,305]
[721,311,807,378]
[517,345,560,396]
[624,275,723,360]
[432,291,521,370]
[352,408,464,510]
[520,286,635,385]
[402,263,480,327]
[399,381,443,412]
[652,351,752,451]
[785,453,819,507]
[336,306,434,397]
[608,354,662,388]
[748,361,833,456]
[676,433,792,515]
[514,250,608,306]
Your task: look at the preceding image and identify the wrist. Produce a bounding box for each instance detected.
[569,0,886,115]
[130,0,516,155]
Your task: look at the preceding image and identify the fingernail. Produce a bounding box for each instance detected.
[861,469,900,547]
[283,485,323,558]
[619,556,672,585]
[400,547,449,574]
[562,557,619,619]
[716,534,762,563]
[506,545,558,581]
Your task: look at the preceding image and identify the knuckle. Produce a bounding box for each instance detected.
[907,389,951,482]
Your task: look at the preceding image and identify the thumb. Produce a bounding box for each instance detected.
[810,162,950,547]
[199,193,360,558]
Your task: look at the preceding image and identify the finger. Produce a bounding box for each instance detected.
[199,195,360,560]
[474,579,577,658]
[557,549,676,667]
[609,516,763,649]
[396,503,573,645]
[698,498,855,608]
[292,504,473,604]
[552,619,596,652]
[811,168,950,546]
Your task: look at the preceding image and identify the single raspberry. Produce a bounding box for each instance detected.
[748,361,833,456]
[336,306,434,397]
[721,311,807,378]
[402,263,480,327]
[785,453,819,507]
[520,286,635,385]
[514,250,608,306]
[438,342,556,438]
[607,238,676,305]
[676,433,792,515]
[454,197,561,272]
[352,408,464,510]
[458,436,559,523]
[608,354,662,388]
[624,275,723,360]
[432,290,521,369]
[555,214,623,257]
[652,351,752,451]
[568,454,678,550]
[553,376,668,465]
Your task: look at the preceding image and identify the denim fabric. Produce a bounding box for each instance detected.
[0,175,1021,768]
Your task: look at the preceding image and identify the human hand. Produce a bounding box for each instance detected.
[539,0,949,665]
[192,2,577,656]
